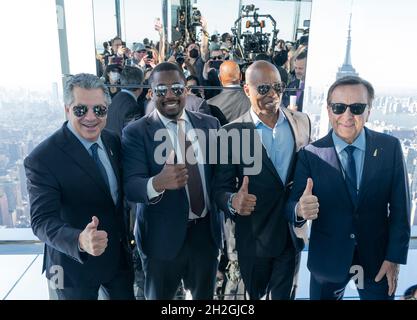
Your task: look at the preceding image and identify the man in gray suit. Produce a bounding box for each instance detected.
[207,60,250,122]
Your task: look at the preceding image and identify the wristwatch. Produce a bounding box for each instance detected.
[227,193,237,215]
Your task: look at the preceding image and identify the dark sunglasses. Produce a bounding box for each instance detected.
[211,56,223,60]
[330,103,367,115]
[254,82,285,96]
[153,84,185,97]
[72,104,108,118]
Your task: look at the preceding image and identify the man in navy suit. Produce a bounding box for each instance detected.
[215,61,311,300]
[106,66,144,137]
[24,73,134,300]
[287,76,410,300]
[122,62,222,299]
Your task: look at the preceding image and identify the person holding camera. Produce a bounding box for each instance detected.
[202,49,223,99]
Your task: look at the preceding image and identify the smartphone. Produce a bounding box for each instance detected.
[147,51,153,59]
[209,60,223,70]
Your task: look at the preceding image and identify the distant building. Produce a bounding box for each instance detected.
[0,191,12,227]
[336,14,359,80]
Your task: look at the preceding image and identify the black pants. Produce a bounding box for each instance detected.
[238,244,297,300]
[142,216,219,300]
[310,248,395,300]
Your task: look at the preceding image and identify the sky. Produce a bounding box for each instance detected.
[0,0,417,94]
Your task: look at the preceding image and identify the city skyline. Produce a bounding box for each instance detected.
[0,0,417,92]
[0,0,416,232]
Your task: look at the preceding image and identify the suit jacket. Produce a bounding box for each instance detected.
[122,110,223,260]
[106,91,143,137]
[207,88,251,123]
[24,123,132,287]
[286,128,411,283]
[281,79,304,112]
[214,109,311,258]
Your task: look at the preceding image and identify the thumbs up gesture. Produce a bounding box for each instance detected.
[231,176,257,216]
[78,216,108,256]
[296,178,319,220]
[153,150,188,192]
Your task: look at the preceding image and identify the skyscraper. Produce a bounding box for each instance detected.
[0,191,12,227]
[336,13,359,80]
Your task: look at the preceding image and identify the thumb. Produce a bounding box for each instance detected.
[86,216,99,230]
[375,266,386,282]
[302,178,313,196]
[165,149,176,165]
[240,176,249,193]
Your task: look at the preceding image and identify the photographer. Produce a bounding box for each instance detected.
[202,49,223,99]
[105,36,129,66]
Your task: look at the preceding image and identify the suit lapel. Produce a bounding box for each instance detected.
[101,131,121,189]
[322,131,357,209]
[357,128,381,206]
[185,110,212,196]
[58,124,113,198]
[146,110,173,170]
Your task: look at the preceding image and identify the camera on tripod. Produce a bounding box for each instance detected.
[231,4,279,61]
[191,7,202,27]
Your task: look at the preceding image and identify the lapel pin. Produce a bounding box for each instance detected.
[373,149,378,157]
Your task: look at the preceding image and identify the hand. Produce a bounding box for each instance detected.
[231,176,257,216]
[154,18,163,34]
[375,260,399,296]
[78,216,108,256]
[153,150,188,192]
[203,60,214,80]
[200,16,208,32]
[296,178,319,220]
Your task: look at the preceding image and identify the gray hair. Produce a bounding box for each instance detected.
[327,76,375,107]
[64,73,111,106]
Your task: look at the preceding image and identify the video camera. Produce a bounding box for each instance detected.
[191,7,202,27]
[231,4,279,61]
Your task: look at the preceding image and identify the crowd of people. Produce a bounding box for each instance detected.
[23,15,413,301]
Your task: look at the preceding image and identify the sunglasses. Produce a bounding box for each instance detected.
[72,104,108,118]
[253,82,285,96]
[330,103,367,115]
[153,84,185,97]
[211,56,223,60]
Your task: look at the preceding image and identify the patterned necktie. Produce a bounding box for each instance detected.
[344,145,358,206]
[177,120,205,217]
[90,143,110,191]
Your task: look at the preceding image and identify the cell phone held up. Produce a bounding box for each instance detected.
[209,60,223,70]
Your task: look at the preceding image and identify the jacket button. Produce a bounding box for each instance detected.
[350,234,355,239]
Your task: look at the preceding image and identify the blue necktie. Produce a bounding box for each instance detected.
[90,143,110,191]
[344,145,358,206]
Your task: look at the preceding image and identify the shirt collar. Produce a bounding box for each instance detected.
[66,121,105,151]
[249,107,286,129]
[121,89,137,101]
[156,109,190,128]
[332,128,366,155]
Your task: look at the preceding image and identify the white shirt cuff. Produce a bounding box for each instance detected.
[294,202,305,223]
[147,177,164,200]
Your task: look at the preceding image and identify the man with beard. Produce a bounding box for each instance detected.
[122,62,222,299]
[214,61,311,299]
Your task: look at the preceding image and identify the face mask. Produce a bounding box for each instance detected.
[109,71,120,82]
[191,88,202,98]
[189,48,199,58]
